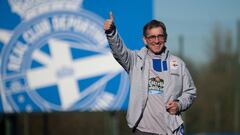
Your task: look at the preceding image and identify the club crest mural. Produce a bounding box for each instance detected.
[0,0,131,113]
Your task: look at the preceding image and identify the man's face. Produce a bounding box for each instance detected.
[143,27,165,54]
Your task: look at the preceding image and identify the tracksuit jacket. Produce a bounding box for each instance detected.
[106,30,197,132]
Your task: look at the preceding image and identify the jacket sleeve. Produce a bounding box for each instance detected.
[177,63,197,112]
[106,30,134,73]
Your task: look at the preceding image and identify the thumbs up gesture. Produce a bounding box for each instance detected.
[104,11,116,34]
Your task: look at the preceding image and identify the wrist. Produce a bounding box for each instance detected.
[176,100,181,113]
[105,23,116,36]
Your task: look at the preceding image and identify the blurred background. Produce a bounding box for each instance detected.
[0,0,240,135]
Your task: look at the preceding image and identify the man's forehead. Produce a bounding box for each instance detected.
[146,27,164,35]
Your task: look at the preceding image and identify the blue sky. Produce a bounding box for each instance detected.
[154,0,240,64]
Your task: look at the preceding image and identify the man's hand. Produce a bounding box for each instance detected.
[103,11,114,31]
[103,11,115,34]
[166,100,179,115]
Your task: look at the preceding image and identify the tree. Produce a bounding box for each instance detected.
[186,24,240,133]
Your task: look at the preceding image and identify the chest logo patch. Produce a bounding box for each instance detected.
[148,76,164,95]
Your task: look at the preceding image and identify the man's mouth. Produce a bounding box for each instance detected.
[152,43,161,47]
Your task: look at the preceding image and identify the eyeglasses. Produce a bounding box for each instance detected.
[146,34,165,42]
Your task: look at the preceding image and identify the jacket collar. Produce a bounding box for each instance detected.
[137,46,169,61]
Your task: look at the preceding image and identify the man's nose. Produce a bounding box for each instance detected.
[153,37,160,43]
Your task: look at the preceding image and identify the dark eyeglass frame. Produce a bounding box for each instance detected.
[146,34,165,42]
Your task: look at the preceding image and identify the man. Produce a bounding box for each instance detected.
[103,11,197,135]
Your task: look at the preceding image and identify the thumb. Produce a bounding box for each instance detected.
[109,11,114,21]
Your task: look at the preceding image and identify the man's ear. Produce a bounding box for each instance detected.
[143,36,147,45]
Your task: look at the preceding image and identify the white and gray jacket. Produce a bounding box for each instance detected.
[106,30,197,132]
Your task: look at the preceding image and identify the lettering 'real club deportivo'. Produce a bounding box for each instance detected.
[0,0,129,113]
